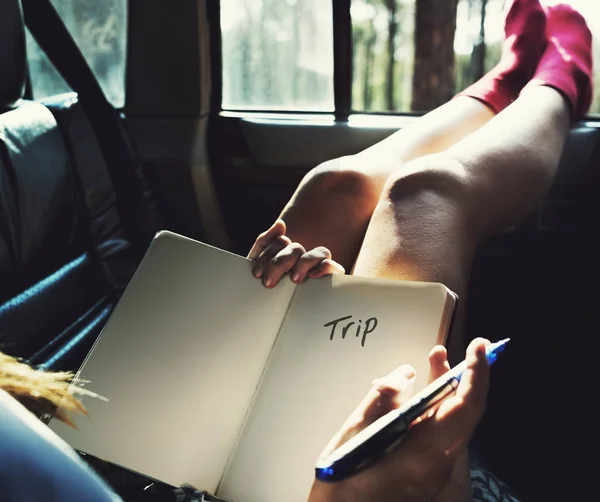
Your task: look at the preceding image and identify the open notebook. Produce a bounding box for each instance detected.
[51,231,457,502]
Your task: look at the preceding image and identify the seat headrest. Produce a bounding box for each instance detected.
[0,0,26,111]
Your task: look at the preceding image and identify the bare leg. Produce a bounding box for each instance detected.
[274,0,548,271]
[351,0,593,355]
[278,98,494,271]
[353,86,570,359]
[351,6,592,498]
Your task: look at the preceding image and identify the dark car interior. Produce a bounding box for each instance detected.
[0,0,598,500]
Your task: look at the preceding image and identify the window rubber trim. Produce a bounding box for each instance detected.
[332,0,352,122]
[207,0,223,116]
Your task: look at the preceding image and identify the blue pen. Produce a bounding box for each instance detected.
[315,338,510,482]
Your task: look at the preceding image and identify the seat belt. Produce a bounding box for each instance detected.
[21,0,159,259]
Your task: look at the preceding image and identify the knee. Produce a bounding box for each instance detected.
[381,154,474,210]
[302,158,380,205]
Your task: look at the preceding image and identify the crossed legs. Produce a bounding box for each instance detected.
[277,97,494,272]
[269,2,592,359]
[353,85,570,361]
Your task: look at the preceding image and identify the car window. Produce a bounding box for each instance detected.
[221,0,600,116]
[25,0,127,107]
[220,0,335,112]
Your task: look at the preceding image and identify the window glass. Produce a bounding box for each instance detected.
[560,0,600,115]
[351,0,416,112]
[454,0,505,96]
[25,0,127,107]
[352,0,600,115]
[25,30,71,98]
[220,0,334,112]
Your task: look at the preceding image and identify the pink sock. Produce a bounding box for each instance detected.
[522,4,594,121]
[456,0,546,113]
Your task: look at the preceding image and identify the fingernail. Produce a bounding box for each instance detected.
[400,366,416,380]
[264,278,273,288]
[253,267,262,279]
[477,344,488,363]
[291,273,300,282]
[466,348,481,367]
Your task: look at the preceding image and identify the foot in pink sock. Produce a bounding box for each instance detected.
[456,0,547,113]
[523,4,594,121]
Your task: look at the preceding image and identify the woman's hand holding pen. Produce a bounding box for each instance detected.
[307,338,491,502]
